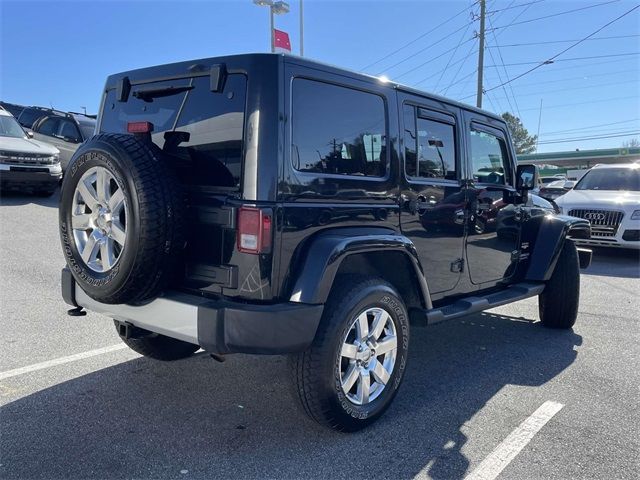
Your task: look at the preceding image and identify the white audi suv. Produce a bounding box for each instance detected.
[555,163,640,249]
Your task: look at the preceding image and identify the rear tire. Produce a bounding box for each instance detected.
[118,328,199,361]
[539,240,580,329]
[290,276,409,432]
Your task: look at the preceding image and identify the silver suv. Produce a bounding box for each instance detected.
[31,113,96,170]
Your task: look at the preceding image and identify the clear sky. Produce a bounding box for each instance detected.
[1,0,638,153]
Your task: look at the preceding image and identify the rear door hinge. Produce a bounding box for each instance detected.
[450,258,465,273]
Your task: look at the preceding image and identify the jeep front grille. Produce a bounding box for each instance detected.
[568,209,624,237]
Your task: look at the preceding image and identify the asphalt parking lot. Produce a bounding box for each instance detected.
[1,191,639,480]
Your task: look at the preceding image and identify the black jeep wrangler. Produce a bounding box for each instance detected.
[59,53,591,431]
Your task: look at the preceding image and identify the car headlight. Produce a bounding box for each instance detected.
[631,210,640,220]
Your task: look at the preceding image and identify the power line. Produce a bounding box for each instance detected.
[486,14,521,117]
[485,5,640,93]
[383,23,477,77]
[540,118,640,136]
[361,2,477,71]
[483,52,639,67]
[487,0,546,15]
[491,0,540,37]
[537,131,640,145]
[488,34,640,48]
[441,43,478,94]
[517,95,638,112]
[488,0,622,32]
[541,125,640,138]
[467,78,639,101]
[433,4,476,92]
[414,47,478,87]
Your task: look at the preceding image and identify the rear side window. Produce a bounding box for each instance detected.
[403,105,456,180]
[60,120,81,142]
[100,74,247,188]
[291,79,387,177]
[469,129,511,185]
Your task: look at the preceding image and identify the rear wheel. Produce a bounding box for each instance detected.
[539,240,580,329]
[290,276,409,431]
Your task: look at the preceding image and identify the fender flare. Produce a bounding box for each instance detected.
[287,228,432,308]
[525,214,590,282]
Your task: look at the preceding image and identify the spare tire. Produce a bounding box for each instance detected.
[59,133,185,304]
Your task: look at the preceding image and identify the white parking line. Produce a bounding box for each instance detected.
[464,401,564,480]
[0,344,128,381]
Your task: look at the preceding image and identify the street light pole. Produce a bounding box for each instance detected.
[300,0,304,56]
[270,7,275,52]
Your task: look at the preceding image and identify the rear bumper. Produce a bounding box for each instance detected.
[61,268,323,354]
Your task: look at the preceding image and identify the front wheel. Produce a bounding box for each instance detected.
[290,276,409,432]
[539,240,580,329]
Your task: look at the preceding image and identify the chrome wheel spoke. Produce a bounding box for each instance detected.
[357,371,370,404]
[341,364,359,392]
[96,168,110,204]
[81,231,101,263]
[341,343,358,359]
[100,238,115,270]
[370,309,388,341]
[356,311,369,341]
[77,179,99,210]
[71,214,91,230]
[111,222,126,247]
[109,188,124,213]
[376,336,397,356]
[371,359,390,385]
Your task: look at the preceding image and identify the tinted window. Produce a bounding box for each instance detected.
[60,120,81,141]
[404,105,456,180]
[37,117,61,137]
[18,108,47,128]
[78,121,95,140]
[470,129,511,185]
[292,79,386,177]
[100,74,247,188]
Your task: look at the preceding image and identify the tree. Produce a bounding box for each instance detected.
[501,112,537,154]
[622,138,640,148]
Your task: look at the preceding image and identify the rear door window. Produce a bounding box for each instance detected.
[37,117,61,137]
[100,74,247,188]
[469,129,512,185]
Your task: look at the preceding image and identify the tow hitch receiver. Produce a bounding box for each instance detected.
[113,320,150,339]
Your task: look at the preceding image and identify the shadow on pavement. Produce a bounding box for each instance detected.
[584,248,640,279]
[0,313,581,479]
[0,189,60,208]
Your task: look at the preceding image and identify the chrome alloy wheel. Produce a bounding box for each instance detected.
[71,166,127,273]
[339,307,398,406]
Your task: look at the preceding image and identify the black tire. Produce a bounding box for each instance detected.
[539,239,580,329]
[118,329,199,361]
[59,133,185,305]
[290,276,410,432]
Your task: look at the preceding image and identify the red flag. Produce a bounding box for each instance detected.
[273,29,291,53]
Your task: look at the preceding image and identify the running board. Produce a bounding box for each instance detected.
[425,282,545,325]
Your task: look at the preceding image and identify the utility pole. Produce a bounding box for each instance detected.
[476,0,486,109]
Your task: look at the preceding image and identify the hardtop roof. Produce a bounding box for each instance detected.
[106,53,503,122]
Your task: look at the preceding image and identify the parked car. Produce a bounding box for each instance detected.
[538,179,576,202]
[16,106,62,130]
[0,107,61,196]
[59,53,592,432]
[555,163,640,249]
[31,112,96,169]
[0,101,25,119]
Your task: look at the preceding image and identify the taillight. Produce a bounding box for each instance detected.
[127,121,154,133]
[237,207,272,254]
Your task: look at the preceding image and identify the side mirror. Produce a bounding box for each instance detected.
[26,130,34,138]
[516,164,537,191]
